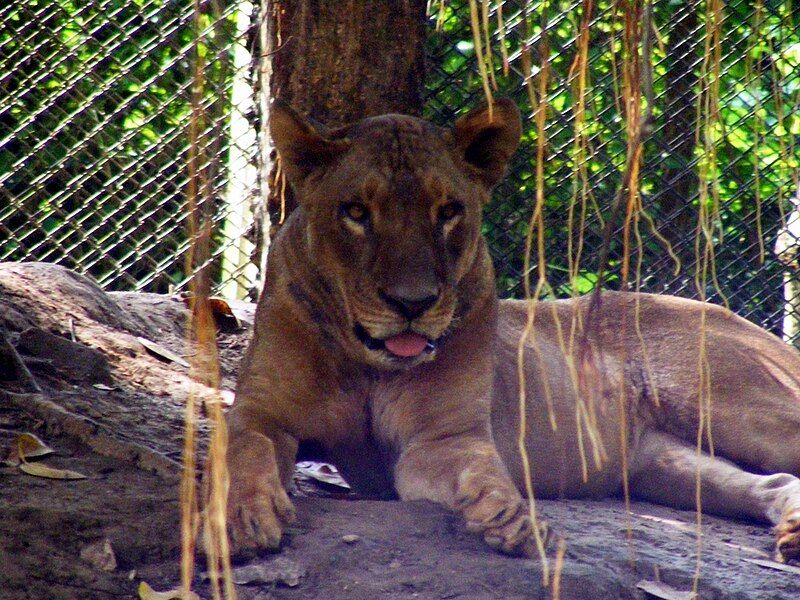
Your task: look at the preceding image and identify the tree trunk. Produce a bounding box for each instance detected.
[262,0,428,242]
[655,1,699,287]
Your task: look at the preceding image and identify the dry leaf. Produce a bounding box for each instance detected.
[137,581,200,600]
[634,512,693,533]
[743,558,800,575]
[19,462,87,480]
[341,534,360,544]
[636,580,693,600]
[296,461,350,489]
[180,294,241,332]
[4,432,54,466]
[137,337,190,368]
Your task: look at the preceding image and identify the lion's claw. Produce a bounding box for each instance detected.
[228,485,295,554]
[217,432,297,556]
[457,474,548,557]
[775,515,800,563]
[482,504,549,557]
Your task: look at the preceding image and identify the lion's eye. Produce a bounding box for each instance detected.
[341,202,370,224]
[438,201,464,222]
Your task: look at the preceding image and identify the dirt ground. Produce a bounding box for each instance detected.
[1,261,799,600]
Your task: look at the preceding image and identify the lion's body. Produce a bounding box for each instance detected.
[223,100,800,560]
[494,295,800,506]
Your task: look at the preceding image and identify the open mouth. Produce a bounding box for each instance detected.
[354,323,437,358]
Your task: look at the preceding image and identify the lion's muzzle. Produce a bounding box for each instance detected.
[377,286,440,321]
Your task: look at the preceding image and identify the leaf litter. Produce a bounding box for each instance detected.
[3,432,54,466]
[4,431,88,479]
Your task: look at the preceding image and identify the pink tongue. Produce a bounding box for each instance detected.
[383,332,429,357]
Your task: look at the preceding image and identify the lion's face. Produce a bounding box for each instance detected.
[271,100,521,369]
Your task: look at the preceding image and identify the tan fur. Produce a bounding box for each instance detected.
[223,101,800,561]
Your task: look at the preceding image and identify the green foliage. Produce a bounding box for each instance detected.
[0,0,237,291]
[425,0,800,337]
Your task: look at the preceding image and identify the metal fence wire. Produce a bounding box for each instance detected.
[2,1,800,343]
[0,0,260,298]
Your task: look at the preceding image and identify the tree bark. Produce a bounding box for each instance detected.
[655,1,699,284]
[263,0,428,240]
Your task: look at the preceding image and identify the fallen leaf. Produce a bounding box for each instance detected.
[92,383,116,391]
[19,462,87,480]
[636,580,693,600]
[742,558,800,575]
[80,538,117,571]
[4,432,54,466]
[208,298,241,331]
[296,461,350,489]
[137,581,200,600]
[180,294,242,332]
[137,337,190,368]
[634,513,694,533]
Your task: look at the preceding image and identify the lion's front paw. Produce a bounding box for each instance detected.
[227,468,296,554]
[456,476,549,557]
[775,512,800,563]
[222,432,297,555]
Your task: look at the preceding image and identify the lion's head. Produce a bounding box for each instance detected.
[270,100,521,370]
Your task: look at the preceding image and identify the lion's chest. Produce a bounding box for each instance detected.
[306,380,409,498]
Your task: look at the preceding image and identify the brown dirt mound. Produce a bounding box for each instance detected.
[1,262,797,599]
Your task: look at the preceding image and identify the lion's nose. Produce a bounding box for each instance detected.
[378,287,439,320]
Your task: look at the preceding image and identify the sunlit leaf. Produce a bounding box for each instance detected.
[4,433,54,466]
[636,580,693,600]
[743,558,800,575]
[296,461,350,489]
[137,581,200,600]
[19,462,87,480]
[137,337,190,368]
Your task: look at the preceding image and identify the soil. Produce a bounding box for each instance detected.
[1,261,799,600]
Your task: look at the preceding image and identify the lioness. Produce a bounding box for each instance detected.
[225,99,800,561]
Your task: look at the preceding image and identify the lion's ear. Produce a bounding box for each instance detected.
[270,99,349,185]
[451,99,522,189]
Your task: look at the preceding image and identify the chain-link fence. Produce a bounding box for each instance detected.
[427,0,800,343]
[0,0,259,297]
[2,1,800,341]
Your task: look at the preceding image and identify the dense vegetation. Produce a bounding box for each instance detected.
[2,0,799,337]
[0,0,234,291]
[426,0,800,339]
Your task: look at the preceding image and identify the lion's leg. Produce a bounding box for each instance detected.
[223,409,299,553]
[394,434,544,557]
[630,430,800,562]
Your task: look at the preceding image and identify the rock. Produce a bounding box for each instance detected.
[212,557,306,588]
[16,327,113,384]
[79,538,117,572]
[0,262,151,337]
